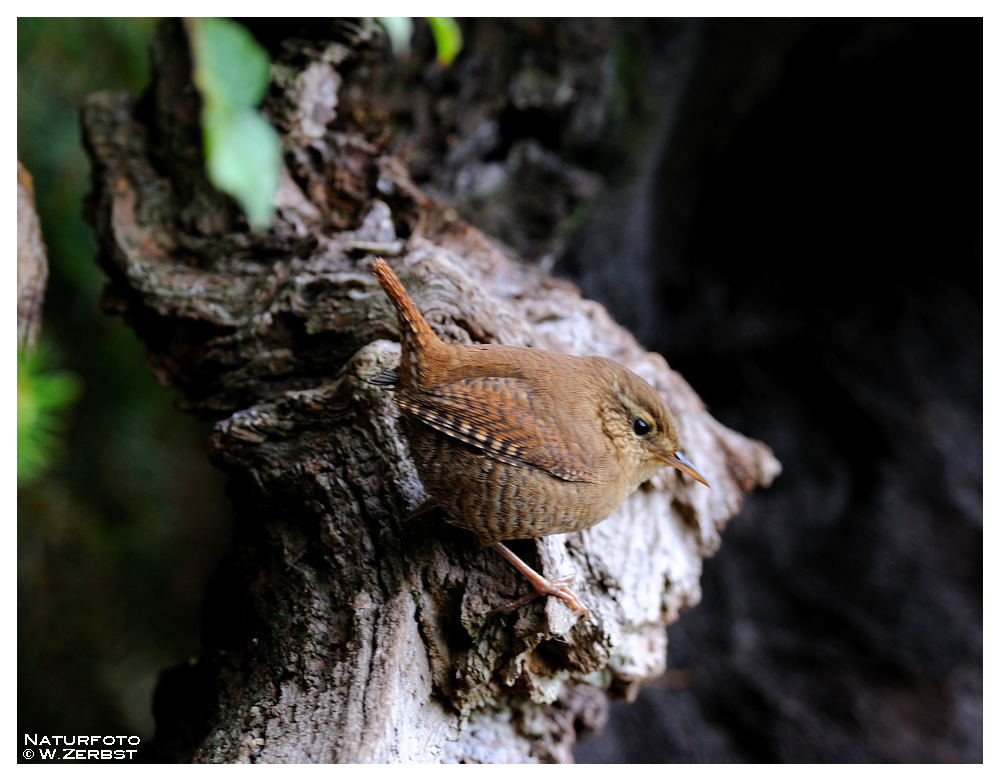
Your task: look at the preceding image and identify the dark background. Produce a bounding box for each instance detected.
[562,19,983,762]
[17,18,981,762]
[18,18,233,744]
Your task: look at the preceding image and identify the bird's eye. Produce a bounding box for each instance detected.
[632,417,652,436]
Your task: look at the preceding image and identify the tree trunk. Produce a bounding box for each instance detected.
[18,160,48,349]
[82,19,779,763]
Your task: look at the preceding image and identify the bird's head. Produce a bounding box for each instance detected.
[589,357,709,488]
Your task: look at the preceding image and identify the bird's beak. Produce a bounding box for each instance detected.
[658,450,710,487]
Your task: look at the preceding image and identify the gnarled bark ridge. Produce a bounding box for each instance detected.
[82,20,779,763]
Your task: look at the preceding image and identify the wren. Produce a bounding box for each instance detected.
[371,258,708,615]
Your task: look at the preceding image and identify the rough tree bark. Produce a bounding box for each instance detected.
[82,20,779,763]
[18,160,48,349]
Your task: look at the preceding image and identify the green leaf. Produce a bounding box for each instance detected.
[18,345,81,484]
[189,18,281,231]
[190,17,270,108]
[203,105,281,230]
[378,16,413,58]
[426,17,462,66]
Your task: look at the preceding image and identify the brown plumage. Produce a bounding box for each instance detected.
[371,258,708,615]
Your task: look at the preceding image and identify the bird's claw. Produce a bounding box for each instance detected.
[494,574,588,616]
[541,576,588,615]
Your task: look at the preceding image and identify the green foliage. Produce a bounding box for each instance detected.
[18,20,232,737]
[18,345,81,484]
[426,17,463,66]
[378,17,463,66]
[377,16,414,58]
[189,18,281,231]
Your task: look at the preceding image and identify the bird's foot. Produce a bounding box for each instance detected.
[533,574,588,615]
[495,574,588,616]
[490,542,589,616]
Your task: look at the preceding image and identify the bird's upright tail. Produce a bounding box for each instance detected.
[371,258,440,385]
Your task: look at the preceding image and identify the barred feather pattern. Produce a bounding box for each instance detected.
[396,377,595,483]
[371,258,438,387]
[402,416,625,544]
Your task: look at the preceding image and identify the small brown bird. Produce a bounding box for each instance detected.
[371,258,708,615]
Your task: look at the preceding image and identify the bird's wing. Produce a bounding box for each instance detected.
[395,376,599,482]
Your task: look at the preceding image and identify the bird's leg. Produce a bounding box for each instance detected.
[491,542,588,615]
